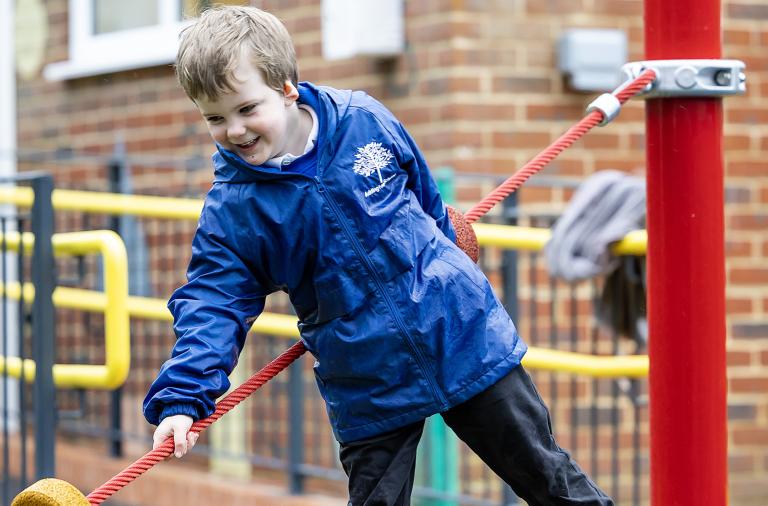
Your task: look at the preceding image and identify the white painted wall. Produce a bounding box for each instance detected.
[0,0,21,432]
[1,0,17,177]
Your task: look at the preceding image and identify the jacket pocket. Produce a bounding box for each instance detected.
[367,196,434,282]
[311,270,377,324]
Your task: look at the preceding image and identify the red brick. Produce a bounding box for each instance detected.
[526,103,584,121]
[724,29,753,46]
[526,0,585,15]
[730,377,768,393]
[419,130,484,151]
[727,107,768,124]
[629,133,645,150]
[613,104,645,122]
[283,15,321,34]
[726,297,753,315]
[727,161,768,177]
[456,185,484,202]
[519,186,554,203]
[408,19,481,43]
[724,134,751,150]
[492,76,553,94]
[545,159,585,176]
[439,103,518,121]
[741,55,768,72]
[396,107,432,125]
[451,157,517,174]
[733,428,768,446]
[492,131,552,149]
[728,454,756,472]
[729,214,768,230]
[406,0,440,16]
[436,48,498,67]
[592,0,643,16]
[726,350,752,366]
[420,76,481,95]
[730,268,768,285]
[582,133,621,149]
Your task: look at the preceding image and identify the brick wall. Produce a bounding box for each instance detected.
[14,0,768,504]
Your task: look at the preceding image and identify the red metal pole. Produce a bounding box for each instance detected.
[645,0,728,504]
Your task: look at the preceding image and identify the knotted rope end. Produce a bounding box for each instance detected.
[12,478,90,506]
[447,206,479,263]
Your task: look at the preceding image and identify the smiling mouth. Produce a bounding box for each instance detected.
[236,138,259,149]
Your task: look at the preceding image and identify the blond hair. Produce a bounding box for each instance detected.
[176,5,298,100]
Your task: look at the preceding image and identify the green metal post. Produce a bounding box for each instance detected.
[415,167,459,506]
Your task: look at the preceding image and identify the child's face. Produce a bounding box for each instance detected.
[194,59,300,165]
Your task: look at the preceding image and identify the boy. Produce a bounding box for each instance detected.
[143,6,613,505]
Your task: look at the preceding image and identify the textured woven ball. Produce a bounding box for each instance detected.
[12,478,90,506]
[447,206,479,263]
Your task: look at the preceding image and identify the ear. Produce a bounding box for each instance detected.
[283,81,299,105]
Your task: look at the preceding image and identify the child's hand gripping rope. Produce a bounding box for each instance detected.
[11,341,307,506]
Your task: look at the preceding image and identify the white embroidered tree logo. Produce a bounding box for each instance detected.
[353,142,393,183]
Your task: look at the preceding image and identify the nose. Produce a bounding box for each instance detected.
[226,121,247,141]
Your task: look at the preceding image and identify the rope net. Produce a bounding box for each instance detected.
[82,68,656,505]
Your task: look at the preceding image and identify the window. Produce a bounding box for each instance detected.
[44,0,207,80]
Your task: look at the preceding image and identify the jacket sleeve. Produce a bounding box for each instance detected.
[143,203,269,425]
[391,120,457,243]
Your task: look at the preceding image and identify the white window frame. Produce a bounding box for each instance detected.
[44,0,192,81]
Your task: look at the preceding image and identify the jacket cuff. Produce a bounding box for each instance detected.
[158,403,201,424]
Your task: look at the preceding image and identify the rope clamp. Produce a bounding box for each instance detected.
[621,59,746,99]
[586,93,622,126]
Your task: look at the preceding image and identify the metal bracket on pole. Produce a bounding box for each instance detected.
[621,59,746,98]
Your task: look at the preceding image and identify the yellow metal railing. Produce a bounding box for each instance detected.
[473,224,647,255]
[0,230,130,389]
[0,186,203,220]
[0,187,649,378]
[125,294,649,378]
[0,187,648,254]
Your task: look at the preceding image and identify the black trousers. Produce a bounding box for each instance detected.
[339,365,614,506]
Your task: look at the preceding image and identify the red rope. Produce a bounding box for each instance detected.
[86,340,307,505]
[463,69,657,224]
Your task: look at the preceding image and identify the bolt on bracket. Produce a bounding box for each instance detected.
[621,59,746,98]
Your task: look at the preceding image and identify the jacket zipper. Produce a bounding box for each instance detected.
[314,178,448,409]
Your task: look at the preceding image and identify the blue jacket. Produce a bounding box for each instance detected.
[143,82,527,443]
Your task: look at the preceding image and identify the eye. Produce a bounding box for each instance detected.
[205,116,223,124]
[239,104,257,114]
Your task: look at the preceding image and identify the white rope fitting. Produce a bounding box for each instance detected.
[586,93,622,127]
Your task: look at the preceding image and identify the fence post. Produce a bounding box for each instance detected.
[30,174,56,479]
[288,358,305,494]
[415,167,459,506]
[107,152,123,458]
[501,193,520,505]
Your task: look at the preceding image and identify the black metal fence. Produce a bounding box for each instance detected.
[11,150,649,505]
[0,173,56,505]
